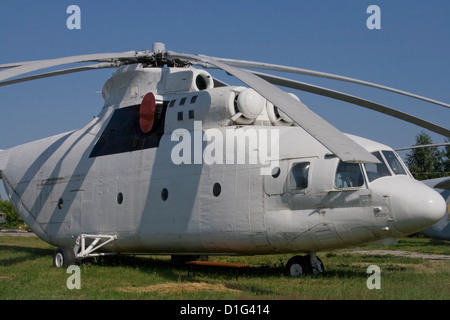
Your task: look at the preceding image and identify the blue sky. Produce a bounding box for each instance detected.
[0,0,449,197]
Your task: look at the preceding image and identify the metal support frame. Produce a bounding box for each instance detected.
[310,252,324,275]
[73,234,118,259]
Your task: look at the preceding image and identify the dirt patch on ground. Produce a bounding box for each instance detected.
[117,282,243,294]
[0,231,36,237]
[348,249,450,260]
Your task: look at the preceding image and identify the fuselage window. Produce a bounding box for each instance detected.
[289,162,310,190]
[117,192,124,205]
[382,150,407,175]
[335,161,364,188]
[58,198,64,210]
[213,183,222,197]
[271,167,281,178]
[364,152,391,182]
[161,188,169,201]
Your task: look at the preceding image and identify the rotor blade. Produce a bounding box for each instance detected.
[0,51,149,82]
[394,142,450,151]
[0,62,115,87]
[252,70,450,138]
[207,57,450,109]
[0,63,23,69]
[167,51,379,163]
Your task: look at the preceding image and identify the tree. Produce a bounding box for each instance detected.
[405,132,445,180]
[443,137,450,175]
[0,198,24,229]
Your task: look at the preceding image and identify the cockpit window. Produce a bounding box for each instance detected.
[382,150,407,175]
[289,162,310,190]
[335,161,364,188]
[364,152,391,182]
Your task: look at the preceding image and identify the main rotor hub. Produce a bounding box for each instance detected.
[152,42,166,53]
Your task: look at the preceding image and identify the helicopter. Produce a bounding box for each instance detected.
[0,42,447,276]
[419,177,450,240]
[392,144,450,241]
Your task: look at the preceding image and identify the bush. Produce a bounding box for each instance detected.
[0,197,24,229]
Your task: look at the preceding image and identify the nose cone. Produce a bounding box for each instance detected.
[386,177,446,234]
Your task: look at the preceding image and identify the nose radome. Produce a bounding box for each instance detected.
[388,178,446,234]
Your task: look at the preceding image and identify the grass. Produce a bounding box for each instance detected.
[0,235,449,300]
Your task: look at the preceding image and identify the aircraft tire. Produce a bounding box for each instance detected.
[53,245,76,268]
[285,255,312,277]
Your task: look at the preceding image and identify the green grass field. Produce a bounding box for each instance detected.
[0,234,449,300]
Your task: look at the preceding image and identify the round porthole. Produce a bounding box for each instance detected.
[271,167,281,178]
[58,198,64,210]
[161,188,169,201]
[117,192,124,205]
[213,183,221,197]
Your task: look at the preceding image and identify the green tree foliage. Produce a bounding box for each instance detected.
[444,137,450,174]
[0,197,24,229]
[405,132,448,180]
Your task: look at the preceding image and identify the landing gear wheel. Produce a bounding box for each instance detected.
[285,255,312,277]
[53,245,76,268]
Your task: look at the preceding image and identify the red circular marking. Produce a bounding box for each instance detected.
[139,92,156,133]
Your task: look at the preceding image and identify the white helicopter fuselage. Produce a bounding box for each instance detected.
[0,64,445,257]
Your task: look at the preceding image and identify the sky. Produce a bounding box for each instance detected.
[0,0,449,198]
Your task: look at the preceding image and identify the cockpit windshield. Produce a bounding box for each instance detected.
[363,150,408,182]
[334,149,409,188]
[382,150,407,175]
[364,152,391,182]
